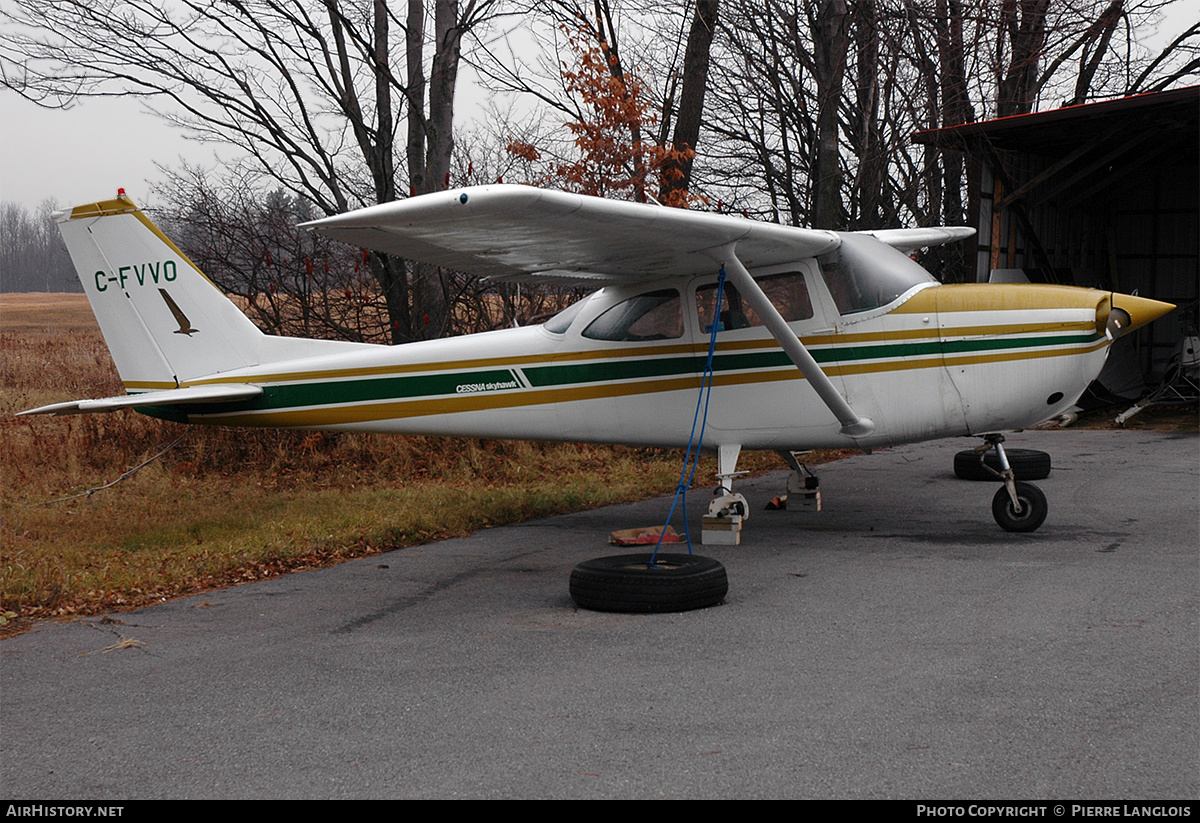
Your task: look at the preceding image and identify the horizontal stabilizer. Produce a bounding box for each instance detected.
[18,384,263,417]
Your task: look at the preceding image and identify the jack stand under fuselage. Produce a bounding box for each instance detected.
[777,449,822,512]
[701,446,828,545]
[703,444,749,545]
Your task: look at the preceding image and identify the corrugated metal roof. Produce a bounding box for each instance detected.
[912,85,1198,157]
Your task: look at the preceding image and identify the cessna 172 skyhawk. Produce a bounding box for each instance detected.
[21,185,1173,540]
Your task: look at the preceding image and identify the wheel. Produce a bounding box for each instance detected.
[569,553,728,613]
[954,448,1051,481]
[991,481,1048,532]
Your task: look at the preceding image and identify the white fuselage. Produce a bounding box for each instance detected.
[169,263,1113,453]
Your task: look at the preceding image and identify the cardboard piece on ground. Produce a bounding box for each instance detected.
[609,526,680,546]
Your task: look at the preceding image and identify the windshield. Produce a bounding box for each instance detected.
[820,233,936,315]
[542,298,588,334]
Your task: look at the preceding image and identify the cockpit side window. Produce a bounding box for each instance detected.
[819,233,936,315]
[582,289,683,341]
[695,271,813,333]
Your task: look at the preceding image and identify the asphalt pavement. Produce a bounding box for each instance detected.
[2,429,1196,799]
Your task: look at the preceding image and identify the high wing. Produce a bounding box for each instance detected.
[18,384,263,417]
[858,227,976,255]
[302,185,843,283]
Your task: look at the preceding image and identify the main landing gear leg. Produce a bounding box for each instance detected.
[979,435,1048,532]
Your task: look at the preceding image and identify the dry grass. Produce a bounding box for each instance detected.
[0,292,97,333]
[1,294,795,636]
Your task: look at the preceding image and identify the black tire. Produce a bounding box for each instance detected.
[991,481,1048,532]
[954,448,1051,481]
[569,553,728,613]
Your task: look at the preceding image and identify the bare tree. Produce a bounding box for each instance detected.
[808,1,853,229]
[0,200,76,293]
[994,0,1050,116]
[1127,20,1200,94]
[934,0,975,227]
[705,1,1192,223]
[659,0,719,204]
[8,0,1190,312]
[989,1,1194,113]
[704,0,816,224]
[154,165,396,342]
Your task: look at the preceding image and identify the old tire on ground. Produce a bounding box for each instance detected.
[991,481,1049,532]
[954,448,1051,481]
[569,553,728,613]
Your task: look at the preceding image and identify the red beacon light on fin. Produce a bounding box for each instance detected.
[117,188,127,198]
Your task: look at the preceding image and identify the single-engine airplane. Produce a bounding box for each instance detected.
[20,185,1174,535]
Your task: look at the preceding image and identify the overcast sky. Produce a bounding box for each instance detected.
[0,92,213,211]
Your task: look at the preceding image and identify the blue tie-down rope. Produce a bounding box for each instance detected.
[650,265,727,564]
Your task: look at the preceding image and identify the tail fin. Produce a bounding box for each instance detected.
[56,193,268,390]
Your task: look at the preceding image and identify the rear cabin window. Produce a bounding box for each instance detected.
[582,289,683,341]
[695,271,813,333]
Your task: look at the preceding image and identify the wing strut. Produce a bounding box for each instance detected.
[707,244,876,439]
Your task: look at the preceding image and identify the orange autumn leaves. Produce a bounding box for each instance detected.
[507,26,696,208]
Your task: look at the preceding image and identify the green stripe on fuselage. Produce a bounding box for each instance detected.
[831,331,1100,363]
[175,331,1101,417]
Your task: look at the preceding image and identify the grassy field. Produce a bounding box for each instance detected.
[0,293,798,635]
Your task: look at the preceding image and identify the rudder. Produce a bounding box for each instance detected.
[56,193,267,390]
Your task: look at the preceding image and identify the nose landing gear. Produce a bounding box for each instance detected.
[991,479,1048,532]
[976,435,1049,532]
